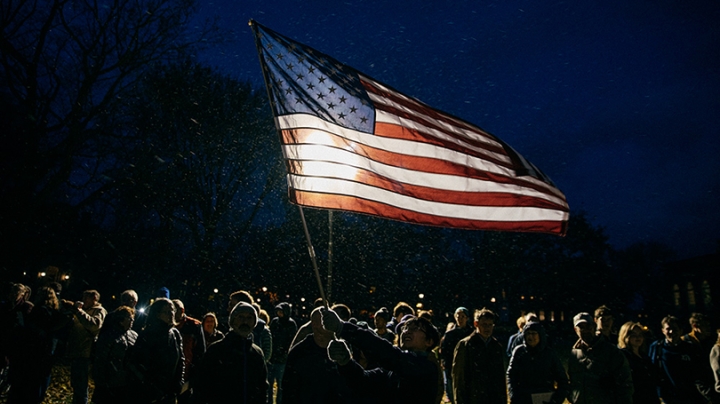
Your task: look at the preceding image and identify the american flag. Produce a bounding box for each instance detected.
[251,21,569,235]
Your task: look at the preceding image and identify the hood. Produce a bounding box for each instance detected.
[276,302,292,317]
[522,321,548,351]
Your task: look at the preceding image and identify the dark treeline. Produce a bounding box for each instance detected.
[1,0,682,328]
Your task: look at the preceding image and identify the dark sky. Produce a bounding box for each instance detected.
[194,0,720,259]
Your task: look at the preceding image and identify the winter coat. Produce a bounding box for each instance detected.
[253,318,272,363]
[649,338,707,403]
[192,332,268,404]
[507,322,569,404]
[439,325,473,369]
[127,323,185,404]
[92,327,138,403]
[619,348,659,404]
[335,321,440,404]
[269,303,298,365]
[65,303,107,359]
[567,336,633,404]
[282,333,353,404]
[452,332,507,404]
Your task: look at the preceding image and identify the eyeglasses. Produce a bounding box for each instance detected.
[401,324,426,334]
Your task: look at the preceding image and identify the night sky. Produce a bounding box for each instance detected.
[193,0,720,259]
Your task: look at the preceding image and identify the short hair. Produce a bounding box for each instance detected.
[594,305,613,318]
[393,302,415,318]
[516,316,527,328]
[331,303,352,321]
[120,290,138,306]
[83,290,100,301]
[689,313,707,326]
[401,317,440,351]
[171,299,185,312]
[147,297,175,327]
[618,321,644,350]
[33,286,59,310]
[230,290,254,304]
[661,315,680,328]
[417,310,434,322]
[258,308,270,324]
[474,308,498,323]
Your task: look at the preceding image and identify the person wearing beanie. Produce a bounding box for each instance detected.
[507,322,569,404]
[192,302,268,403]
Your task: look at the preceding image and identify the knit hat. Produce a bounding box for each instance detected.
[229,301,258,329]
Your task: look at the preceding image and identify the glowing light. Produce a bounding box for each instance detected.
[63,275,70,280]
[490,297,496,303]
[39,272,46,277]
[138,307,146,314]
[300,297,306,302]
[416,302,423,308]
[213,288,219,293]
[262,287,268,292]
[418,293,424,299]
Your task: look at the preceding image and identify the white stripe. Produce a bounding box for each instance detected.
[277,113,566,200]
[360,75,502,147]
[284,145,569,207]
[288,174,569,222]
[373,108,510,164]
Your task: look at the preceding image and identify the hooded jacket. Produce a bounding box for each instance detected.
[507,322,569,404]
[269,302,298,365]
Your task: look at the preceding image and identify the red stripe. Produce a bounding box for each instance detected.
[290,190,568,235]
[375,121,514,171]
[281,128,558,198]
[287,161,567,210]
[361,79,500,145]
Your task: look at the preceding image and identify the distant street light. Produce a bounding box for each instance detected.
[490,297,496,303]
[213,288,219,293]
[418,293,424,299]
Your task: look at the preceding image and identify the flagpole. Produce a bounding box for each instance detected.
[327,211,334,303]
[298,206,329,307]
[249,19,329,307]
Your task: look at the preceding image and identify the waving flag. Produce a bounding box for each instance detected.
[251,21,569,235]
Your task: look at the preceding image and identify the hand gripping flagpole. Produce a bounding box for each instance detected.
[249,19,329,308]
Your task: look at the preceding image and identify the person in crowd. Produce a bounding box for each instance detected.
[6,286,68,403]
[121,289,146,331]
[594,305,618,344]
[282,307,353,403]
[268,302,297,404]
[506,313,540,357]
[127,297,184,404]
[172,299,206,384]
[228,290,272,361]
[617,321,658,404]
[507,321,569,404]
[289,298,324,349]
[711,329,720,394]
[1,283,34,400]
[506,315,527,358]
[649,315,707,404]
[681,313,718,401]
[452,308,506,404]
[62,289,107,404]
[439,307,473,404]
[201,312,224,346]
[567,312,632,404]
[373,307,395,344]
[192,302,267,403]
[387,301,415,334]
[321,307,441,403]
[92,306,138,404]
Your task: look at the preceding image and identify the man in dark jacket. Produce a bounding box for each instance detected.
[452,308,506,404]
[192,302,267,404]
[567,312,633,404]
[649,315,708,404]
[268,302,297,404]
[321,307,441,404]
[282,307,353,404]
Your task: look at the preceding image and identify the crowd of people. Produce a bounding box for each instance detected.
[1,281,719,404]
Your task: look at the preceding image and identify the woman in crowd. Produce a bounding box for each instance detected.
[92,306,138,404]
[506,321,569,404]
[201,312,224,347]
[7,286,67,403]
[618,321,658,403]
[127,297,184,404]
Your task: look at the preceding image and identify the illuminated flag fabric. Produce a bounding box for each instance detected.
[251,21,569,235]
